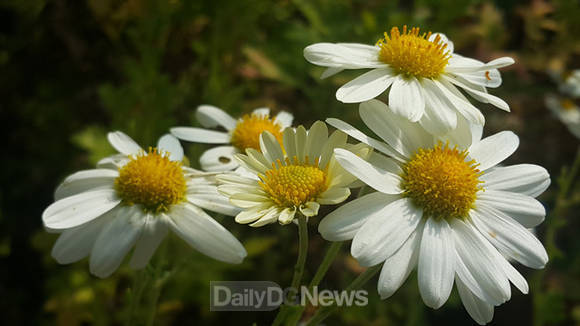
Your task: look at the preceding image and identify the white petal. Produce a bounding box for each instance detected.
[481,164,550,198]
[305,121,328,160]
[187,193,241,216]
[259,131,284,163]
[359,99,431,158]
[471,206,548,269]
[129,214,168,269]
[295,126,308,162]
[333,148,402,194]
[318,192,400,241]
[468,131,519,171]
[97,154,130,170]
[54,169,117,200]
[199,146,240,171]
[234,204,272,224]
[418,218,455,309]
[352,198,423,267]
[447,56,515,73]
[388,76,425,122]
[51,212,112,264]
[303,43,385,69]
[378,221,423,299]
[89,206,144,278]
[455,277,494,325]
[419,79,458,135]
[195,105,237,130]
[252,107,270,117]
[477,191,545,228]
[283,127,298,161]
[336,68,395,103]
[170,127,230,144]
[433,79,485,126]
[300,201,320,217]
[250,207,281,227]
[274,111,294,128]
[107,131,142,156]
[317,187,350,205]
[451,218,511,305]
[167,203,247,263]
[326,117,405,161]
[320,67,344,79]
[278,207,297,225]
[157,134,184,162]
[43,189,121,230]
[443,75,510,111]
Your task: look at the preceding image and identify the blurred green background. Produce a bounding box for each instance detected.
[1,0,580,325]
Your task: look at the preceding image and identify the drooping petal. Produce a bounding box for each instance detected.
[129,214,169,269]
[318,192,400,241]
[89,206,144,278]
[378,220,423,299]
[333,148,402,194]
[167,203,247,263]
[352,198,423,267]
[54,169,118,200]
[455,276,494,326]
[418,217,455,309]
[43,189,121,230]
[388,76,425,122]
[336,68,395,103]
[419,79,458,135]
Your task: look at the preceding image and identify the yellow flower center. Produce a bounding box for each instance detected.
[377,26,451,79]
[115,148,187,213]
[259,157,327,207]
[561,99,576,111]
[231,113,284,151]
[400,142,483,220]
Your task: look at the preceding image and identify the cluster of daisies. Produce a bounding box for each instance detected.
[546,69,580,138]
[43,25,550,325]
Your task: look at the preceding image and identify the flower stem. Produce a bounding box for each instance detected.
[272,215,309,326]
[304,264,382,326]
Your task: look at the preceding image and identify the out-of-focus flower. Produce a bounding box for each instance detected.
[319,100,550,325]
[43,132,246,278]
[559,70,580,98]
[303,25,514,134]
[171,105,293,172]
[218,121,371,227]
[545,95,580,139]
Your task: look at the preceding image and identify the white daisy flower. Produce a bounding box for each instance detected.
[303,25,515,134]
[319,100,550,325]
[170,105,294,172]
[559,69,580,98]
[42,131,247,278]
[217,121,371,227]
[546,95,580,139]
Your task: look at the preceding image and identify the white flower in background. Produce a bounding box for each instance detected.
[546,95,580,139]
[319,100,550,325]
[303,25,514,134]
[171,105,293,172]
[42,131,247,278]
[558,70,580,98]
[217,121,371,227]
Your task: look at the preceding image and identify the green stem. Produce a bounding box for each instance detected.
[126,269,150,326]
[290,215,309,290]
[308,242,343,289]
[272,215,309,326]
[305,264,382,326]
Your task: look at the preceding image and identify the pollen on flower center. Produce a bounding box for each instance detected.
[115,148,186,213]
[231,113,284,151]
[400,142,483,220]
[259,156,327,207]
[377,25,451,79]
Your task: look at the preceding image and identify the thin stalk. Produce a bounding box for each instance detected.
[304,264,382,326]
